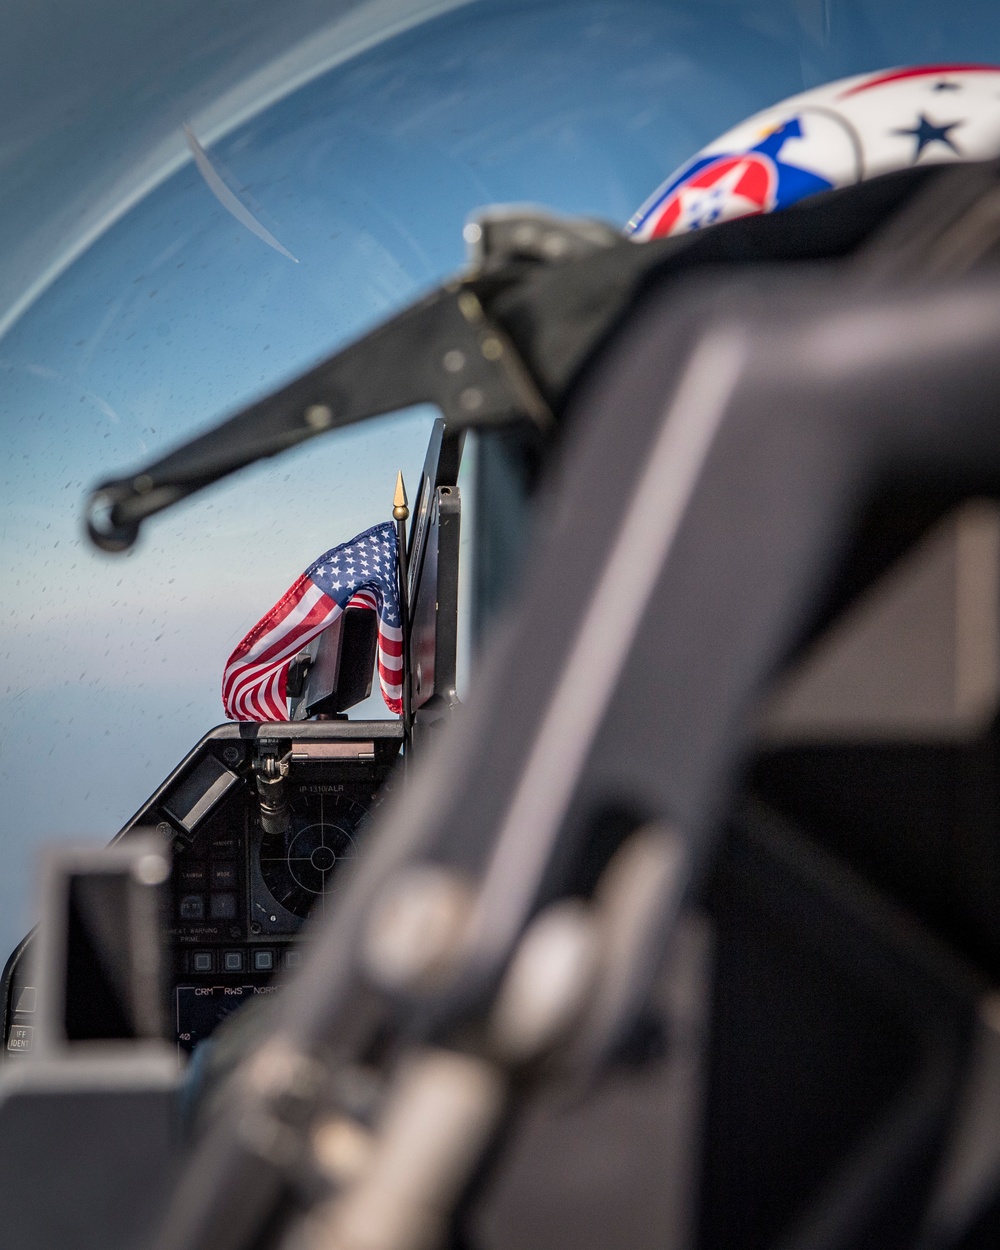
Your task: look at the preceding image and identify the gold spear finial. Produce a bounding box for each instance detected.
[392,470,409,522]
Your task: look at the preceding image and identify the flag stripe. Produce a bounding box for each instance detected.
[227,598,341,717]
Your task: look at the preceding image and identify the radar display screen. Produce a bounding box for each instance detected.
[257,789,373,920]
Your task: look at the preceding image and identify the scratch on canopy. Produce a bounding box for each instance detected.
[183,124,299,263]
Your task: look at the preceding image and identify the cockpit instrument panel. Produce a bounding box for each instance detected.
[1,721,402,1056]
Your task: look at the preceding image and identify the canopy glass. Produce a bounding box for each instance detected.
[1,0,998,958]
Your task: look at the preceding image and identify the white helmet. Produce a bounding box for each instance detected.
[628,64,1000,240]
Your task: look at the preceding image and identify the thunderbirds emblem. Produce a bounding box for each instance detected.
[630,118,833,238]
[629,64,1000,240]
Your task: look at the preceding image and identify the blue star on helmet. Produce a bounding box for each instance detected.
[893,114,962,160]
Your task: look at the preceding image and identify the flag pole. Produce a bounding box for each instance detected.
[393,471,412,759]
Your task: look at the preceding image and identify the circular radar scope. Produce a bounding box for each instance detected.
[259,794,371,919]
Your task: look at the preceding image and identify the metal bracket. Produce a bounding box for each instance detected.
[85,281,551,552]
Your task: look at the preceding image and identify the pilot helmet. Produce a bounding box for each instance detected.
[628,64,1000,240]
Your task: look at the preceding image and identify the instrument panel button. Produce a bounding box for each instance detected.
[223,951,244,972]
[253,950,274,971]
[179,895,205,921]
[210,893,237,920]
[13,987,35,1013]
[192,952,213,973]
[211,861,237,888]
[7,1025,33,1052]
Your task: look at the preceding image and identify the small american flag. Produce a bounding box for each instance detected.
[223,522,402,721]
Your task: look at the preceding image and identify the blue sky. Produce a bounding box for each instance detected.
[3,0,1000,957]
